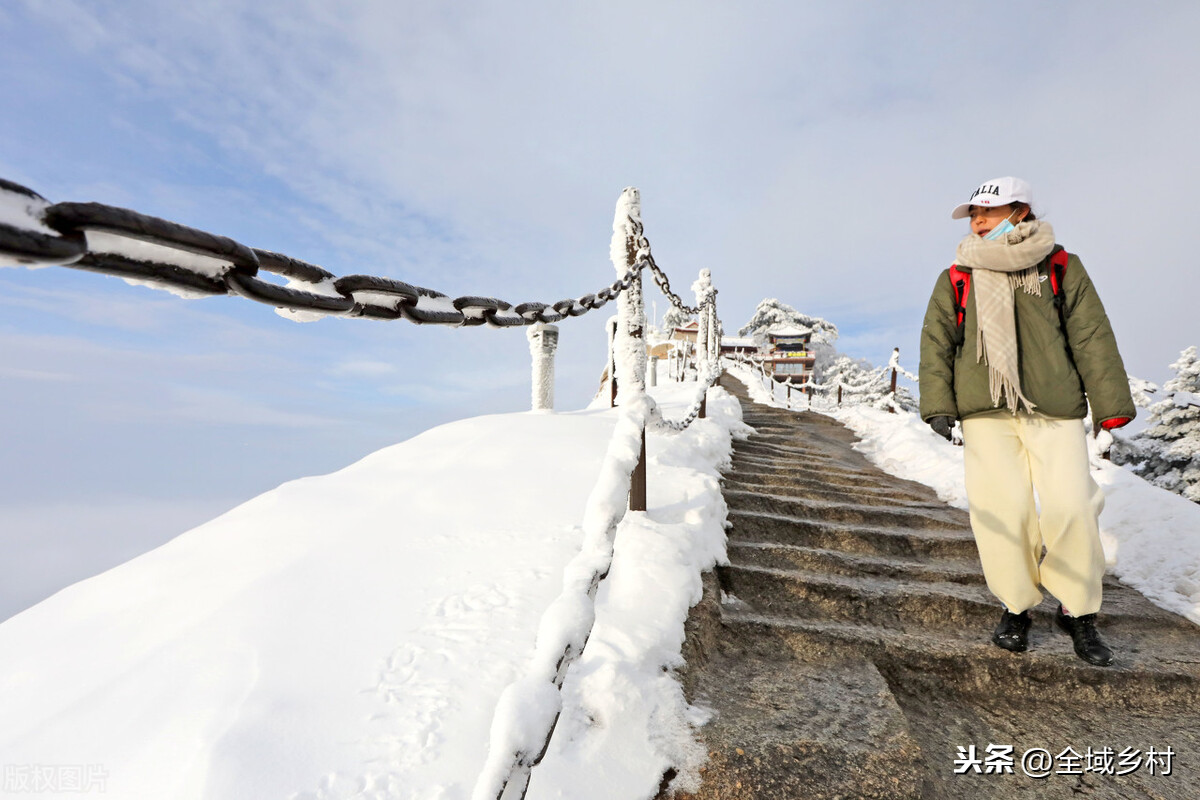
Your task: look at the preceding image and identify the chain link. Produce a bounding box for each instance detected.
[648,360,723,433]
[625,215,701,316]
[0,178,642,329]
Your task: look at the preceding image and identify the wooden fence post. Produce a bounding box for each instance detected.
[629,427,647,511]
[612,188,647,511]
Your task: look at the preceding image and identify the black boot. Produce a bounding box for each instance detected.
[1056,605,1114,666]
[992,609,1031,652]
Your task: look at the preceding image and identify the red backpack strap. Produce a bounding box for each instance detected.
[1049,248,1070,297]
[948,264,971,329]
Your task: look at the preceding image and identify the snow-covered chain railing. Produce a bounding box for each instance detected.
[472,395,652,800]
[648,361,723,432]
[3,171,719,799]
[474,189,725,800]
[727,346,917,414]
[0,177,641,327]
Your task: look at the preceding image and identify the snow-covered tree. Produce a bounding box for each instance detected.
[1129,376,1161,409]
[739,298,838,345]
[739,298,839,376]
[660,304,693,334]
[1112,347,1200,503]
[812,352,917,413]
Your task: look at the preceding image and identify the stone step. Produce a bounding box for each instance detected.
[726,509,978,559]
[726,540,985,585]
[722,465,942,502]
[723,488,969,530]
[729,438,843,458]
[726,450,873,479]
[680,651,925,800]
[718,563,999,632]
[719,564,1188,636]
[726,452,942,491]
[721,476,949,509]
[718,608,1200,711]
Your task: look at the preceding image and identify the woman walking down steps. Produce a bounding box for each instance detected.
[673,377,1200,800]
[920,177,1136,667]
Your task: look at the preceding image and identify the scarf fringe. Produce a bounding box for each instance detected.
[989,364,1038,414]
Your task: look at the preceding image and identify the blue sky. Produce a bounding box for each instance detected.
[3,1,1199,618]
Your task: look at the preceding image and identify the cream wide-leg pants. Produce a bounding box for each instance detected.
[961,413,1107,616]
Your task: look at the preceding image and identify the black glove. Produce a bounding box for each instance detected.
[928,415,954,442]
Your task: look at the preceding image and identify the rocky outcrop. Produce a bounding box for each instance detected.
[673,377,1200,799]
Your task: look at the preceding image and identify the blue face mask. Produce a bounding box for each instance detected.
[984,214,1017,241]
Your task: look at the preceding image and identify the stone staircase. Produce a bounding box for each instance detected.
[674,376,1200,799]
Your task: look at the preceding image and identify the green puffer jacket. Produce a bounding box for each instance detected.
[919,246,1136,425]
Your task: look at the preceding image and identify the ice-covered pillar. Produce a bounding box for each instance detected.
[707,291,720,364]
[526,323,559,412]
[610,187,647,404]
[692,269,713,366]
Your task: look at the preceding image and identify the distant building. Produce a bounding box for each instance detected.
[719,336,758,357]
[671,320,699,343]
[765,324,815,384]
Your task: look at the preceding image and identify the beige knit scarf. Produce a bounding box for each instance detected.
[954,220,1057,413]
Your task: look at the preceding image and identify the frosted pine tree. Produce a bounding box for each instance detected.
[819,354,881,400]
[1113,347,1200,503]
[660,304,693,336]
[739,298,839,376]
[1129,376,1161,410]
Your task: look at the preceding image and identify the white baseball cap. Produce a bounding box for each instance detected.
[950,176,1033,219]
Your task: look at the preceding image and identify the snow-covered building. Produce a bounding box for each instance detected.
[671,320,699,343]
[764,324,816,384]
[719,336,758,357]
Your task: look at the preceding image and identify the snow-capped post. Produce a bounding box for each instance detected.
[693,269,711,363]
[526,323,558,412]
[692,268,717,418]
[649,355,658,387]
[610,187,647,401]
[611,188,648,512]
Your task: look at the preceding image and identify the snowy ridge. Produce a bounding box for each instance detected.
[472,396,649,799]
[726,363,1200,625]
[0,381,746,799]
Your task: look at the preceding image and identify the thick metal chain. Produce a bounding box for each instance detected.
[626,214,701,316]
[648,359,723,433]
[0,177,641,328]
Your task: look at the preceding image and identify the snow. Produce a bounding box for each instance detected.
[766,323,811,337]
[0,185,69,269]
[1174,390,1200,408]
[86,229,233,279]
[0,185,57,237]
[0,378,745,800]
[726,362,1200,626]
